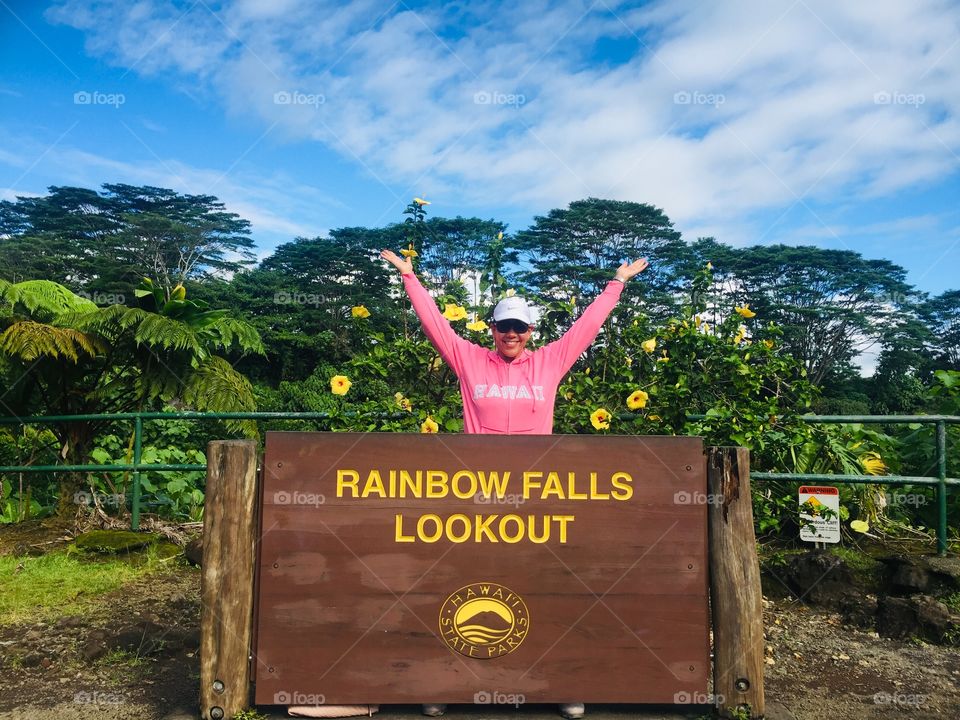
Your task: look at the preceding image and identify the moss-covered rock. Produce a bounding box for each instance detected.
[74,530,155,554]
[153,541,183,561]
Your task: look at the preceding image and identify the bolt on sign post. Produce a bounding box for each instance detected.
[251,432,709,706]
[798,486,841,545]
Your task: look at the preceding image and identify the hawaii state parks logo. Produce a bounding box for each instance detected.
[438,582,529,659]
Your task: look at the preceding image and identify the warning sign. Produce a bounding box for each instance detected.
[798,486,840,544]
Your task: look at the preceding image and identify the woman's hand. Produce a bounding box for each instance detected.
[381,249,413,275]
[614,258,650,282]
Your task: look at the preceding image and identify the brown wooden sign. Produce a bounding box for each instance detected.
[253,432,709,705]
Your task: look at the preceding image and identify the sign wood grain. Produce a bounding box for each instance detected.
[253,432,709,704]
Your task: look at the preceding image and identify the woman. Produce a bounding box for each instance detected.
[381,249,649,435]
[381,248,649,719]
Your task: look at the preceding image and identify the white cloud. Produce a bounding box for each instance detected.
[0,188,43,202]
[41,0,960,248]
[0,131,333,243]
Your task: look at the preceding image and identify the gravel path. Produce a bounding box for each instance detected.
[2,568,959,720]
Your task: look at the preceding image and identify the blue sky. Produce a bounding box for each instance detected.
[1,0,958,297]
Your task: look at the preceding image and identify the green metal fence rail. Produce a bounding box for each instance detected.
[744,415,959,556]
[0,412,956,555]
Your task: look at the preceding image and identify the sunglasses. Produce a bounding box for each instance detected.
[494,319,531,334]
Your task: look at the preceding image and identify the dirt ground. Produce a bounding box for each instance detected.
[1,531,958,719]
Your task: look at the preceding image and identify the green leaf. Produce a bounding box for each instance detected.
[90,448,113,464]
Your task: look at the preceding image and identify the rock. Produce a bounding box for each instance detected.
[184,536,203,566]
[877,594,960,643]
[764,700,799,720]
[914,596,954,641]
[877,596,919,639]
[55,615,85,629]
[891,560,930,593]
[39,657,52,669]
[781,550,856,607]
[81,638,108,663]
[163,627,201,652]
[21,652,43,667]
[840,593,878,629]
[154,541,183,561]
[74,529,154,553]
[925,556,960,589]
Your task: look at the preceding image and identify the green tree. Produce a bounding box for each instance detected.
[512,197,687,326]
[0,184,255,299]
[700,244,916,386]
[0,186,119,286]
[920,290,960,370]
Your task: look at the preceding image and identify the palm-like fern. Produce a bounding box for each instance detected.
[0,321,105,361]
[0,279,97,318]
[0,278,265,518]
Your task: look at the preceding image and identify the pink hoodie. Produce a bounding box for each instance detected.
[402,273,625,434]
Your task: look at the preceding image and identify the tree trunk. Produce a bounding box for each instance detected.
[51,423,94,526]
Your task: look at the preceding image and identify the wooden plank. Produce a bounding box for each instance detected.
[707,446,765,719]
[253,432,709,705]
[200,440,259,720]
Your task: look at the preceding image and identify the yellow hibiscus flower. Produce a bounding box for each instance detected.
[394,392,412,412]
[421,416,439,433]
[497,231,503,240]
[351,305,371,319]
[733,325,747,344]
[762,339,774,349]
[860,452,887,476]
[626,389,649,410]
[465,319,488,332]
[330,375,352,395]
[413,197,431,206]
[590,408,611,430]
[400,243,419,258]
[735,304,756,318]
[641,338,657,353]
[442,304,467,321]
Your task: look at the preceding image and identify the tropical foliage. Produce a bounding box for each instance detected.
[0,185,957,544]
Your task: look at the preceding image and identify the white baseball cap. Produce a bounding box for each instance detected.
[492,296,534,325]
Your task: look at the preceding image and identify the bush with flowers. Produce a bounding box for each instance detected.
[254,200,931,542]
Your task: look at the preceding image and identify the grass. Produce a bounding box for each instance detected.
[0,546,167,625]
[232,710,269,720]
[97,648,149,669]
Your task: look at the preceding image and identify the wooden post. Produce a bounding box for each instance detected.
[707,447,765,719]
[200,440,259,720]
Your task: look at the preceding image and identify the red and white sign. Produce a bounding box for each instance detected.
[798,486,840,544]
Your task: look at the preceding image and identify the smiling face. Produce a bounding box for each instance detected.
[491,322,533,361]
